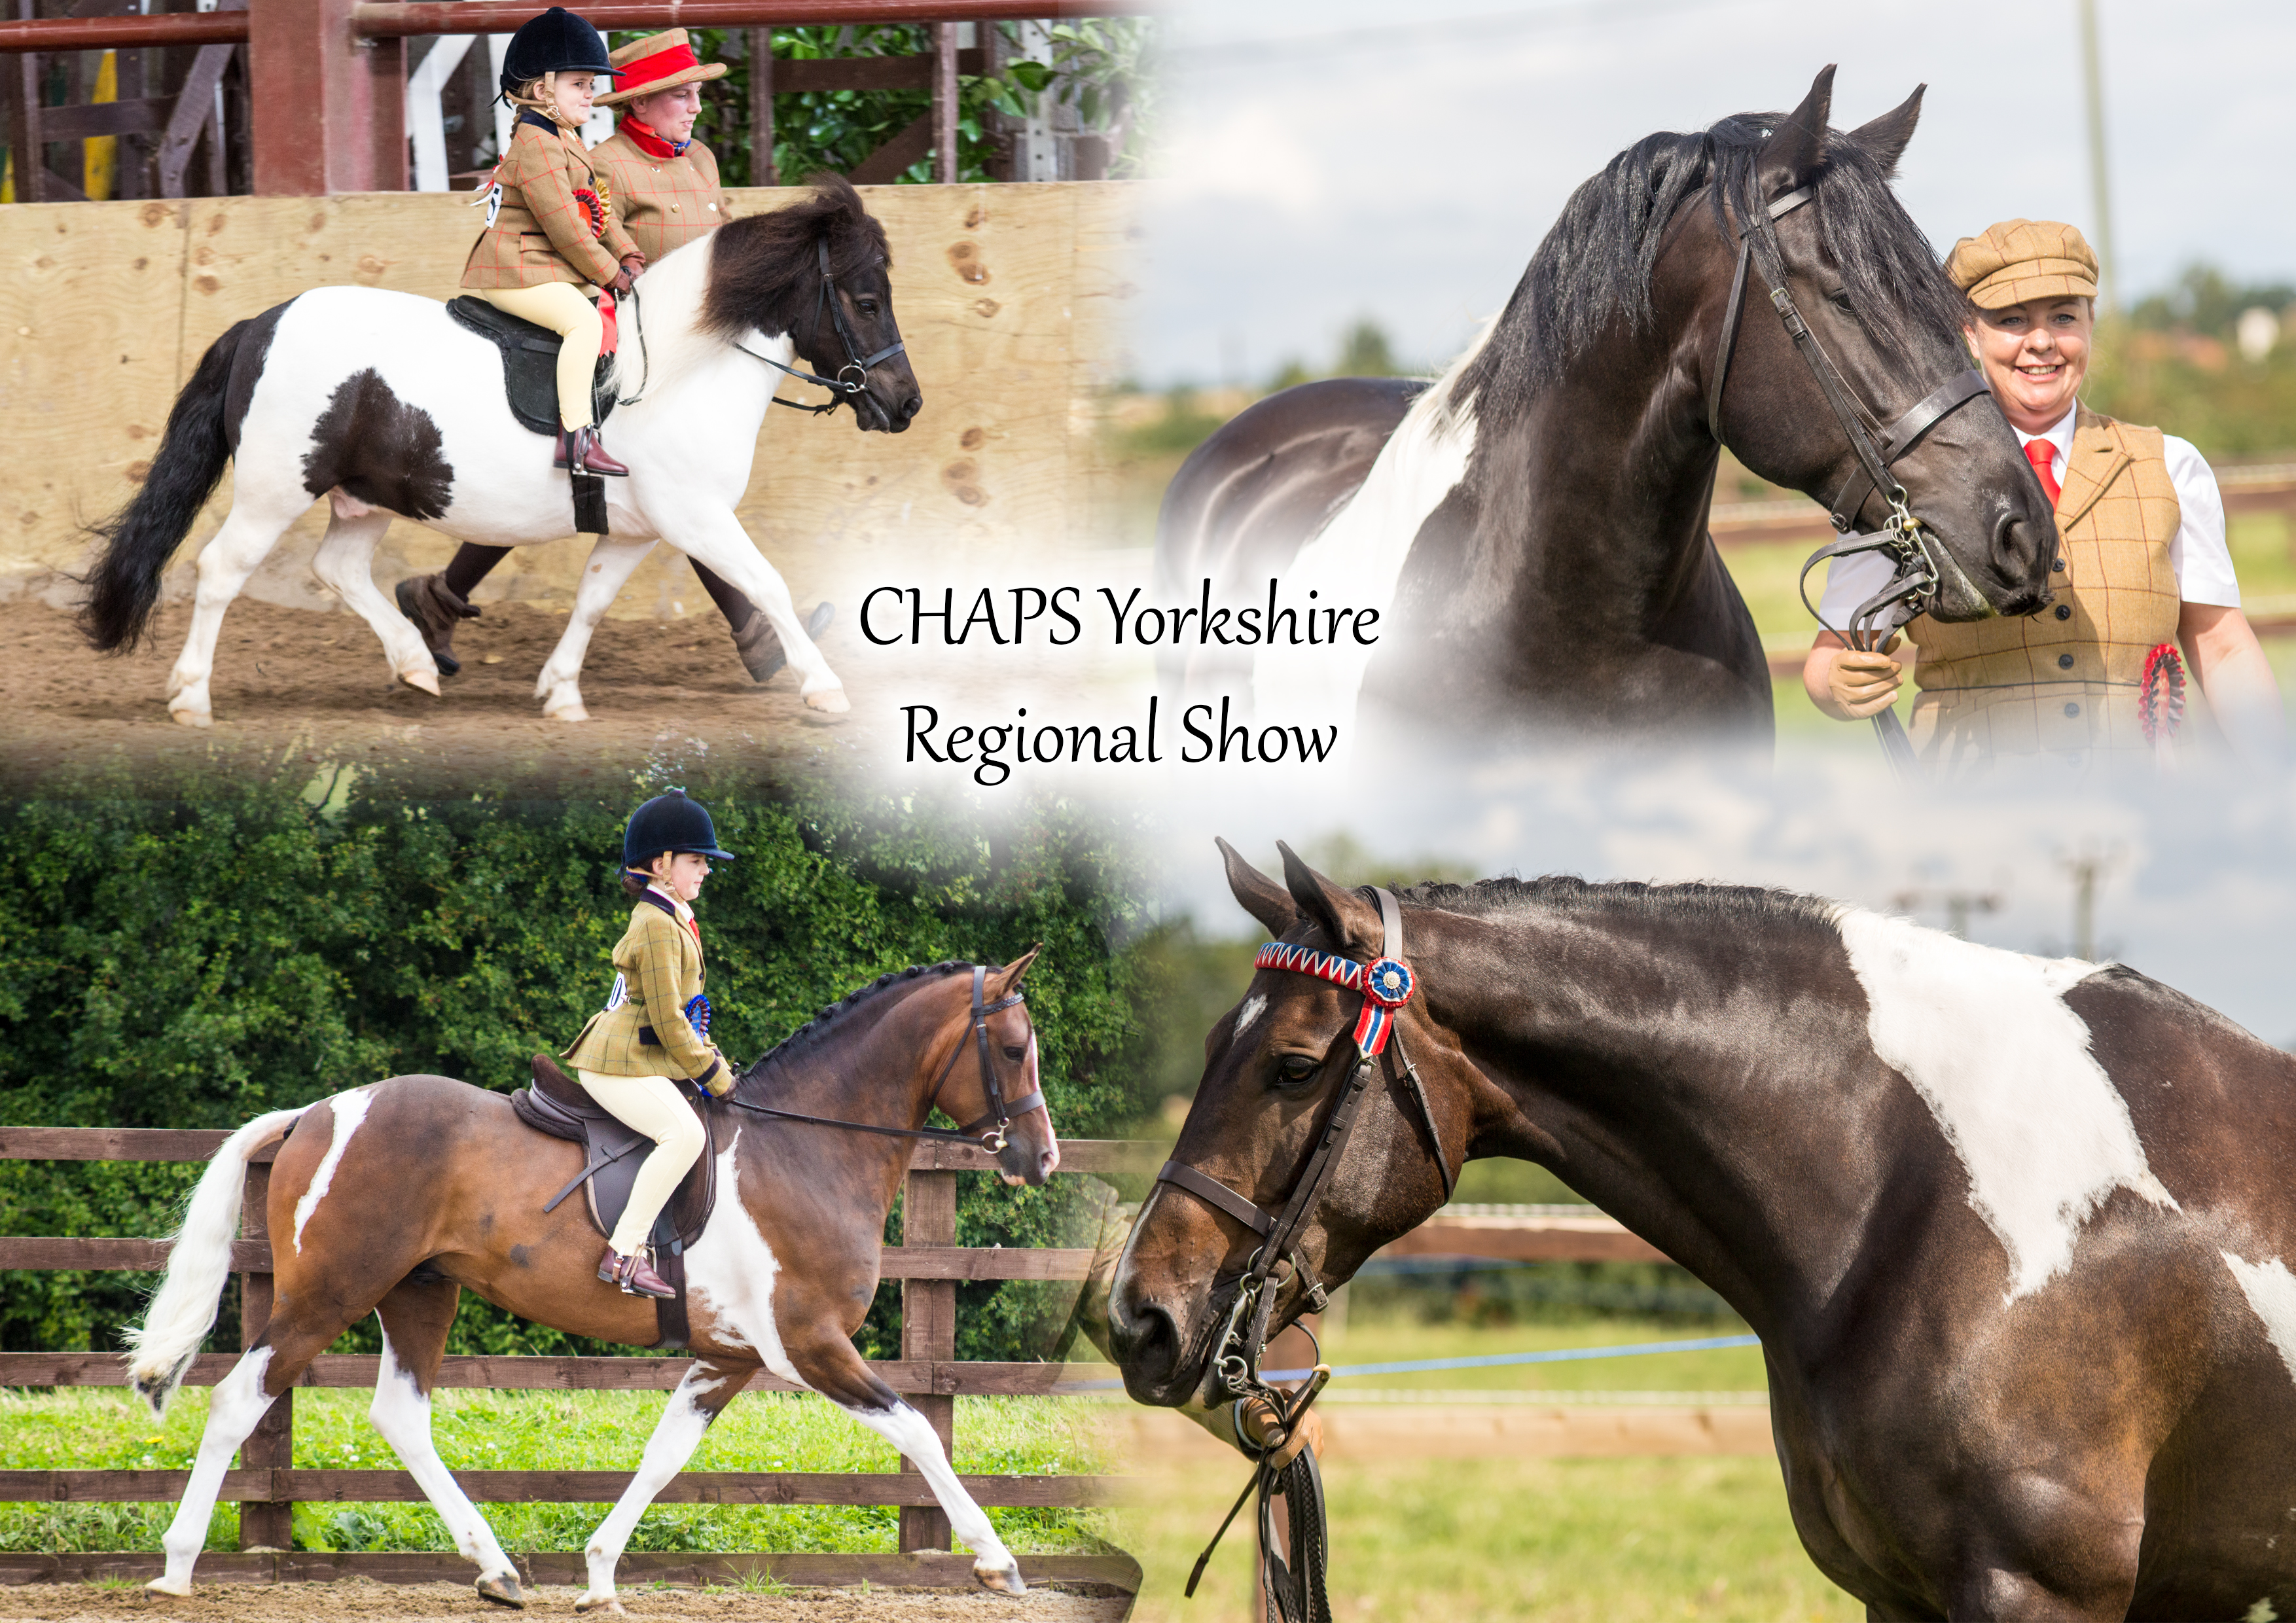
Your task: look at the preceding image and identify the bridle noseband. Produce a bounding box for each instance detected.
[1708,178,1992,779]
[1156,888,1454,1407]
[721,965,1041,1152]
[745,238,909,418]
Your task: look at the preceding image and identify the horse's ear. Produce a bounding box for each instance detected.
[1847,84,1924,177]
[1277,841,1382,956]
[1758,64,1837,192]
[994,944,1042,993]
[1221,838,1295,938]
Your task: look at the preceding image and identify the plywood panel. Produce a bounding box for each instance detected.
[0,183,1138,624]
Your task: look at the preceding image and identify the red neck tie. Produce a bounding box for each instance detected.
[2024,438,2062,508]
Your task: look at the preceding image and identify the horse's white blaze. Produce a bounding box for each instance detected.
[2221,1251,2296,1390]
[840,1399,1020,1584]
[1835,909,2175,1302]
[1234,994,1268,1037]
[580,1364,726,1607]
[292,1086,374,1254]
[681,1135,802,1385]
[149,1346,276,1594]
[1252,321,1492,729]
[368,1324,516,1580]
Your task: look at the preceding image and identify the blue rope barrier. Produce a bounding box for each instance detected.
[1055,1333,1759,1392]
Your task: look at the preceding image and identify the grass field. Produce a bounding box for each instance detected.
[0,1387,1118,1559]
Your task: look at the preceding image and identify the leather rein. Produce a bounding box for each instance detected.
[1706,179,1991,781]
[720,966,1043,1152]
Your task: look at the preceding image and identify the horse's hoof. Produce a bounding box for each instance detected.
[543,700,590,723]
[573,1595,625,1616]
[476,1573,526,1609]
[169,705,212,728]
[400,668,442,698]
[804,687,850,714]
[146,1577,192,1598]
[977,1561,1028,1596]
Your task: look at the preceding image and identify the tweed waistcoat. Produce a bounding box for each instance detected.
[588,131,728,264]
[1907,408,2181,766]
[562,893,721,1086]
[461,118,641,291]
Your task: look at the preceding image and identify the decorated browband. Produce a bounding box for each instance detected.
[1253,942,1416,1058]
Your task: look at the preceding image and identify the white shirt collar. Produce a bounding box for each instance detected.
[647,883,694,924]
[2011,402,2079,461]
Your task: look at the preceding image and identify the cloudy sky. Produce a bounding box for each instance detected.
[1128,0,2296,385]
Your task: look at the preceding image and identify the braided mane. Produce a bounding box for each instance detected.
[735,959,977,1088]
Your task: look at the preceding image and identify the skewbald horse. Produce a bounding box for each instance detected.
[77,174,919,726]
[1113,844,2296,1622]
[127,952,1051,1612]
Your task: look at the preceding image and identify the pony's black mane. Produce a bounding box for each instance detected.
[1389,873,1839,935]
[1455,108,1969,415]
[736,959,975,1086]
[699,171,891,341]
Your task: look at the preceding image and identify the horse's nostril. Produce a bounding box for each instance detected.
[901,395,922,420]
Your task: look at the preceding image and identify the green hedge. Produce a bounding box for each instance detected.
[0,766,1162,1364]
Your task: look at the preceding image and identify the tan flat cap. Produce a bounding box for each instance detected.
[596,29,726,107]
[1946,219,2100,310]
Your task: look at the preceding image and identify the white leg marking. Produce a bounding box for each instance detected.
[166,499,308,725]
[536,538,658,722]
[843,1400,1022,1589]
[1836,908,2175,1302]
[149,1346,276,1594]
[679,1134,802,1385]
[368,1324,516,1582]
[291,1088,375,1253]
[311,510,440,694]
[579,1364,726,1609]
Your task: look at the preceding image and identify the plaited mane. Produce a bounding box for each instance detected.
[736,959,975,1087]
[1394,874,1840,936]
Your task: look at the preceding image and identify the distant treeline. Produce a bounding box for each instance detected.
[0,768,1163,1363]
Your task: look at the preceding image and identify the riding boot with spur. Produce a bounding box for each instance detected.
[555,425,630,478]
[598,1245,675,1300]
[392,574,481,677]
[730,601,834,683]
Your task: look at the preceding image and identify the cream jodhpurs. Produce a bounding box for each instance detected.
[476,283,602,431]
[575,1071,706,1255]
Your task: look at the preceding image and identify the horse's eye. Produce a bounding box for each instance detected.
[1826,289,1855,313]
[1003,1044,1026,1062]
[1272,1054,1320,1087]
[857,298,880,315]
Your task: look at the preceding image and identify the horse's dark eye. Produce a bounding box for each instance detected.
[1272,1054,1319,1088]
[1003,1045,1026,1061]
[858,298,880,315]
[1827,290,1854,313]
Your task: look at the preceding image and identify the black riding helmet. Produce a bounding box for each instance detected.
[623,789,736,868]
[499,7,619,97]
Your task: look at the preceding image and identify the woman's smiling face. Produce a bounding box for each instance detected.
[1967,294,2092,435]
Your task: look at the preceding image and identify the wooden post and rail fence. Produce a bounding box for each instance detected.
[0,1124,1159,1591]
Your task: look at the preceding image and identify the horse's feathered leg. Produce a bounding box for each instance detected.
[654,507,848,713]
[311,505,442,698]
[534,537,657,722]
[163,487,314,726]
[784,1333,1025,1594]
[575,1358,757,1615]
[369,1278,524,1609]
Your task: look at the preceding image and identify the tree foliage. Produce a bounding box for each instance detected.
[0,769,1162,1364]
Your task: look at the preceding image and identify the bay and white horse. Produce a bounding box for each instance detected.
[79,175,918,724]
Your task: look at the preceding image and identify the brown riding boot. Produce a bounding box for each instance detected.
[393,573,480,677]
[599,1245,675,1300]
[728,601,834,685]
[556,425,630,478]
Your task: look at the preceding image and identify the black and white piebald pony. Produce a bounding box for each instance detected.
[1116,842,2296,1622]
[1157,69,2055,754]
[78,175,918,725]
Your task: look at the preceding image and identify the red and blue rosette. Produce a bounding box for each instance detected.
[1253,942,1416,1057]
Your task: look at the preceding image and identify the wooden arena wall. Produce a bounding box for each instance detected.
[0,182,1134,619]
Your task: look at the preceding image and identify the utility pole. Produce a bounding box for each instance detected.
[2077,0,2119,315]
[2058,848,2119,961]
[1893,888,2003,940]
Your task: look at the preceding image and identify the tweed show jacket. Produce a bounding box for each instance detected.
[588,130,730,264]
[462,113,641,291]
[562,891,725,1087]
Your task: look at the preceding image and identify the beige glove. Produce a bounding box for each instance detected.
[1827,635,1904,719]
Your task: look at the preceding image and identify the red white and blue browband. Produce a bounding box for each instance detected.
[1253,942,1417,1057]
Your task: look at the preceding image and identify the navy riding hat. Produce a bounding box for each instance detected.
[623,789,736,866]
[499,7,620,97]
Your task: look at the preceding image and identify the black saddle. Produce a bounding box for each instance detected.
[510,1053,719,1349]
[446,296,619,439]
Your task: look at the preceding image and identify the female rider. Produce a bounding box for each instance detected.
[1803,219,2284,772]
[560,789,735,1298]
[460,6,643,480]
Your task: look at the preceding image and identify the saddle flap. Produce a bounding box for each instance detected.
[512,1053,721,1266]
[444,294,617,440]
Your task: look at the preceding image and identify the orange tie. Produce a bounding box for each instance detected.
[2024,438,2062,508]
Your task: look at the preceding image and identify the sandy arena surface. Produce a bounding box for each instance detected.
[0,1581,1132,1622]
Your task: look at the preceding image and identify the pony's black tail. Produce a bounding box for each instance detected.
[78,315,255,652]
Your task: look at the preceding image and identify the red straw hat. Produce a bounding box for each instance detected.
[595,29,726,107]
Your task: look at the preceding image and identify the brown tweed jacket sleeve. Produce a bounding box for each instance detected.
[461,120,630,290]
[590,131,730,266]
[561,899,724,1085]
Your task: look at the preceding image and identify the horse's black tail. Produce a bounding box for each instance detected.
[78,313,260,652]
